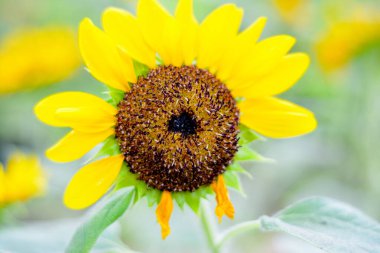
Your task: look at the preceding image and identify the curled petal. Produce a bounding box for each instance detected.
[211,175,235,222]
[156,191,174,239]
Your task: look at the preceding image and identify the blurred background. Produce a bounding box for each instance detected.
[0,0,379,252]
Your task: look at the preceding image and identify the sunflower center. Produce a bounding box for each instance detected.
[168,111,197,137]
[115,65,239,192]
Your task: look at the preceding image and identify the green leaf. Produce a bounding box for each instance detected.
[260,197,380,253]
[65,188,135,253]
[238,124,260,146]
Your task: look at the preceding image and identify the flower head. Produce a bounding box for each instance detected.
[0,26,81,94]
[0,152,46,207]
[34,0,316,239]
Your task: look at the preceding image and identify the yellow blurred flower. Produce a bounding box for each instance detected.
[0,152,46,207]
[316,10,380,71]
[273,0,309,25]
[0,26,81,94]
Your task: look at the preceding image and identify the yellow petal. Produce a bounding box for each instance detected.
[233,53,310,98]
[175,0,199,65]
[211,175,234,222]
[197,4,243,70]
[216,17,267,81]
[160,18,183,66]
[156,191,174,240]
[227,35,296,90]
[79,18,135,91]
[137,0,172,53]
[46,129,114,163]
[34,91,116,132]
[238,97,317,138]
[102,8,156,68]
[64,155,124,210]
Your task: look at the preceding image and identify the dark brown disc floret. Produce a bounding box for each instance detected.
[115,65,239,192]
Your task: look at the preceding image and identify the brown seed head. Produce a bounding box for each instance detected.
[115,65,239,192]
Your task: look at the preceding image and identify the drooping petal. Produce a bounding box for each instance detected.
[227,35,296,90]
[216,17,267,81]
[102,8,156,68]
[34,92,116,132]
[64,155,124,210]
[211,175,234,222]
[175,0,199,65]
[233,53,310,98]
[197,4,243,70]
[137,0,172,53]
[156,191,174,239]
[238,97,317,138]
[46,129,114,163]
[79,18,135,91]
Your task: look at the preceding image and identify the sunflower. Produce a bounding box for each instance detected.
[34,0,316,239]
[0,152,46,207]
[0,26,81,94]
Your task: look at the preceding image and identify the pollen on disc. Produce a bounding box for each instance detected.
[115,65,239,192]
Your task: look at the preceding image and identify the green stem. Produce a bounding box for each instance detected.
[215,220,261,250]
[199,202,219,253]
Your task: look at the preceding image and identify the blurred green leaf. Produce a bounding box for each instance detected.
[260,197,380,253]
[65,187,135,253]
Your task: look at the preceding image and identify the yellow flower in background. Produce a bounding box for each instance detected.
[273,0,309,25]
[0,152,46,206]
[316,17,380,71]
[0,26,81,94]
[35,0,316,239]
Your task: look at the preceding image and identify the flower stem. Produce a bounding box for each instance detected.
[199,202,219,253]
[215,220,261,249]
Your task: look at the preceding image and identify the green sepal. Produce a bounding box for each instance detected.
[223,170,245,196]
[95,136,121,158]
[184,191,202,213]
[145,189,162,207]
[133,60,150,78]
[238,124,260,146]
[105,86,125,106]
[235,146,271,162]
[172,192,186,209]
[227,162,253,179]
